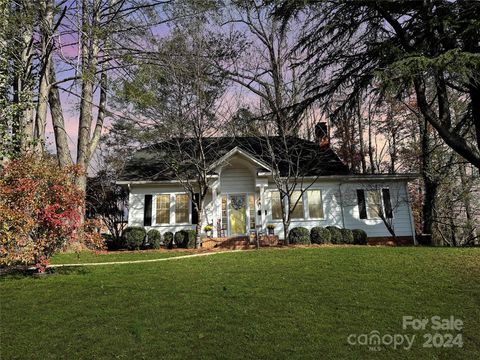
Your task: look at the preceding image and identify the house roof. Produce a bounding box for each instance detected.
[118,136,351,182]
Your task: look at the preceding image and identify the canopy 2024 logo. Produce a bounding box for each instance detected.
[347,316,463,352]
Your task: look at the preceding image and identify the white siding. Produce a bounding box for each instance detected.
[126,168,415,240]
[219,155,255,193]
[264,180,414,239]
[341,181,414,237]
[265,181,344,238]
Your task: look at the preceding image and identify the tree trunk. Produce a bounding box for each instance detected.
[420,118,437,244]
[367,111,376,173]
[49,61,73,167]
[34,0,54,156]
[195,210,203,249]
[357,103,367,174]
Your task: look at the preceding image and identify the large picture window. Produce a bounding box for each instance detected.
[175,194,189,224]
[307,190,324,218]
[156,194,170,224]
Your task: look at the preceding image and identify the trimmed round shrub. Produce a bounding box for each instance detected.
[147,229,161,249]
[186,230,197,248]
[352,229,368,245]
[326,226,342,244]
[288,227,310,245]
[173,230,185,248]
[122,226,146,250]
[340,228,354,244]
[310,227,331,244]
[163,231,174,249]
[174,230,197,248]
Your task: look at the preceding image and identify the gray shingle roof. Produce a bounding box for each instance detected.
[119,136,350,181]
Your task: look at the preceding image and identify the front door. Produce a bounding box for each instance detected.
[229,194,247,235]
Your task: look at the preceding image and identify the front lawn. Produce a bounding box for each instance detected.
[49,249,193,264]
[1,247,479,359]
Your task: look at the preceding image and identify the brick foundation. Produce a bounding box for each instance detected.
[368,236,414,246]
[202,235,279,250]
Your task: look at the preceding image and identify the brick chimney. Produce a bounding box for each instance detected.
[315,122,329,150]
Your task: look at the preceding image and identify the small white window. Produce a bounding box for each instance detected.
[271,191,282,220]
[366,190,383,219]
[175,194,189,224]
[307,190,324,219]
[156,194,170,224]
[290,191,304,219]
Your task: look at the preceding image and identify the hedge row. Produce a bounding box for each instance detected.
[287,226,368,245]
[109,227,197,250]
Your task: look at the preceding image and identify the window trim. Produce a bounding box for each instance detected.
[360,188,394,221]
[305,189,325,220]
[153,192,192,226]
[269,188,325,221]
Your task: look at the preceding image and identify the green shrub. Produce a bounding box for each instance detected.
[147,229,161,249]
[163,232,174,249]
[326,226,342,244]
[122,227,146,250]
[340,228,354,244]
[310,227,331,244]
[174,231,187,248]
[101,233,117,251]
[186,230,197,248]
[288,227,310,245]
[352,229,368,245]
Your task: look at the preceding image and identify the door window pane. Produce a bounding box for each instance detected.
[249,194,255,229]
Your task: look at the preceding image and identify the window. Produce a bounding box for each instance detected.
[175,194,189,224]
[366,190,383,219]
[249,194,256,229]
[221,195,227,229]
[357,189,393,220]
[290,191,304,219]
[271,191,282,220]
[307,190,324,218]
[156,194,170,224]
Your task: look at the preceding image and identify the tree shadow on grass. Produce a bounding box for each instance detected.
[1,266,91,279]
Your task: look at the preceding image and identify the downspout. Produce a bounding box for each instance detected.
[338,182,346,229]
[405,181,417,245]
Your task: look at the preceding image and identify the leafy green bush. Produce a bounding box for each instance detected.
[174,230,197,248]
[288,227,310,245]
[352,229,368,245]
[326,226,342,244]
[163,231,174,249]
[186,230,197,248]
[310,227,331,244]
[122,227,146,250]
[340,228,354,244]
[147,229,161,249]
[101,233,118,251]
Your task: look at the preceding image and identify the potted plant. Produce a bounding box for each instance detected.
[204,224,214,238]
[267,224,276,235]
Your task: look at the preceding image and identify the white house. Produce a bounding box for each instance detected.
[117,124,417,244]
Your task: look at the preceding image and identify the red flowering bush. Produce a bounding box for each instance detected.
[0,156,98,271]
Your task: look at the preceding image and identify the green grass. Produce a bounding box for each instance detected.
[49,250,192,264]
[1,247,479,360]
